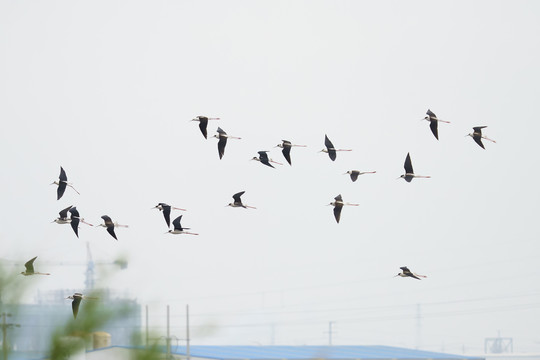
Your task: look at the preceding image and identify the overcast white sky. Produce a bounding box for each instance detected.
[1,0,540,354]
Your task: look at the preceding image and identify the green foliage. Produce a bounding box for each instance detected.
[48,290,132,360]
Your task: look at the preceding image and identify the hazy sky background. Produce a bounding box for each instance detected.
[1,0,540,354]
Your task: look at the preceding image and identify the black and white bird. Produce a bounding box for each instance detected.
[344,170,376,182]
[252,151,282,168]
[98,215,128,240]
[167,215,198,235]
[66,292,98,319]
[275,140,306,165]
[395,266,427,280]
[51,167,80,200]
[213,127,241,159]
[320,135,351,161]
[153,203,186,228]
[328,194,358,223]
[423,109,450,140]
[191,116,220,139]
[53,205,73,224]
[67,206,93,238]
[467,126,496,149]
[399,153,431,182]
[227,191,256,209]
[20,256,50,276]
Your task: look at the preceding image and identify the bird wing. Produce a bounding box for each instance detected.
[258,151,270,163]
[426,109,437,118]
[106,226,118,240]
[216,127,226,135]
[400,266,411,272]
[429,120,439,140]
[282,146,292,165]
[70,217,80,238]
[59,205,73,218]
[404,153,414,174]
[57,182,67,200]
[59,167,67,182]
[324,135,334,150]
[24,256,37,273]
[162,205,171,228]
[333,204,343,223]
[473,136,485,149]
[473,126,487,134]
[334,194,343,202]
[328,149,336,161]
[72,296,82,319]
[232,191,245,204]
[101,215,113,226]
[217,137,227,159]
[172,215,183,231]
[69,207,80,218]
[349,171,359,182]
[198,118,208,139]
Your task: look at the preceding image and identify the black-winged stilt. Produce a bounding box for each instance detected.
[320,135,351,161]
[399,153,431,182]
[167,215,198,235]
[468,126,496,149]
[328,194,358,223]
[20,256,50,276]
[344,170,376,182]
[275,140,306,165]
[51,167,80,200]
[227,191,256,209]
[153,203,186,228]
[191,116,220,139]
[423,109,450,140]
[395,266,427,280]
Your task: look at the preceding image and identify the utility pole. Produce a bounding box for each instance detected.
[1,313,20,360]
[186,305,190,360]
[327,322,335,345]
[166,305,171,360]
[416,304,422,349]
[145,305,149,347]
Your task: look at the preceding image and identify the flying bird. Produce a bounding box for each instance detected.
[252,151,282,168]
[52,205,73,224]
[395,266,427,280]
[344,170,376,182]
[98,215,127,240]
[153,203,186,228]
[328,194,359,223]
[66,292,98,319]
[167,215,198,235]
[399,153,431,182]
[227,191,256,209]
[467,126,496,149]
[191,116,220,139]
[51,167,80,200]
[320,135,352,161]
[213,127,241,159]
[20,256,50,276]
[423,109,450,140]
[67,206,93,238]
[275,140,306,165]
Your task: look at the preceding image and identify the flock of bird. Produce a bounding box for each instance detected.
[18,109,496,318]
